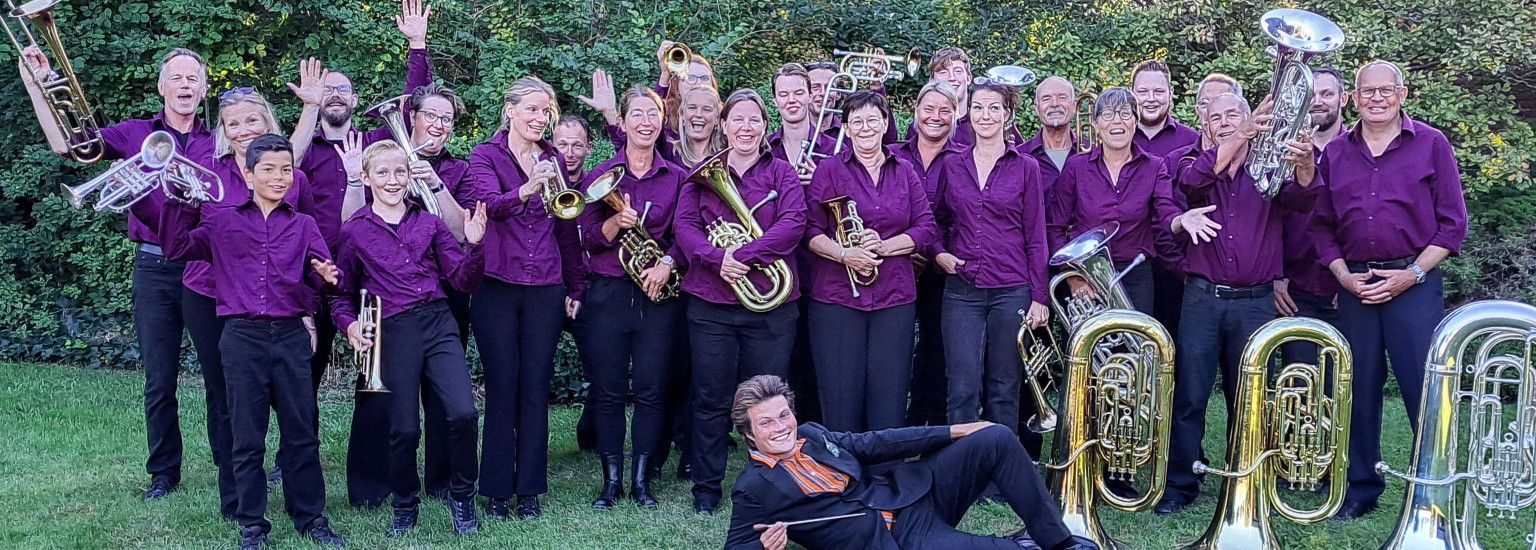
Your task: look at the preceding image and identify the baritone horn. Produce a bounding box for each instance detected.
[1246,8,1344,198]
[1179,317,1352,550]
[1049,222,1145,332]
[366,95,442,217]
[1374,300,1536,550]
[4,0,103,163]
[63,130,223,212]
[833,47,921,85]
[687,149,793,313]
[584,165,680,302]
[353,289,388,393]
[821,195,877,297]
[1042,308,1175,548]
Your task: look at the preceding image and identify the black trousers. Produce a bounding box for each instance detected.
[473,280,564,498]
[311,300,337,393]
[422,287,474,497]
[940,277,1033,436]
[891,425,1072,549]
[1116,259,1155,316]
[687,297,798,499]
[134,251,187,481]
[1278,287,1341,370]
[181,291,237,516]
[377,301,480,508]
[1151,262,1184,341]
[787,292,821,424]
[222,318,327,537]
[808,301,916,433]
[576,276,681,456]
[907,266,949,427]
[1165,279,1277,499]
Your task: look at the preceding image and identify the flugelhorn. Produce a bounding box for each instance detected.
[64,130,222,212]
[1179,316,1352,549]
[1374,300,1536,550]
[366,95,442,217]
[1042,309,1175,548]
[821,195,876,297]
[1246,8,1344,198]
[541,113,587,220]
[353,289,388,393]
[687,149,793,312]
[584,165,680,302]
[5,0,102,163]
[832,47,921,86]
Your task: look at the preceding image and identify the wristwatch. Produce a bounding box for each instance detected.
[659,255,675,267]
[1409,263,1426,285]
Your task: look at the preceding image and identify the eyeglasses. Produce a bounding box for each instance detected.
[1095,108,1135,122]
[323,84,354,95]
[681,74,713,86]
[846,117,885,130]
[1357,85,1400,99]
[421,111,455,127]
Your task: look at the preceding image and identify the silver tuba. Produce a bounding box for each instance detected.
[1246,8,1344,198]
[1048,221,1144,332]
[1375,300,1536,550]
[366,95,442,217]
[63,130,222,212]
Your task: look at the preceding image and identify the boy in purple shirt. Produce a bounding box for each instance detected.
[160,135,346,549]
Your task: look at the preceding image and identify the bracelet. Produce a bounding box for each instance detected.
[838,247,848,262]
[347,178,363,188]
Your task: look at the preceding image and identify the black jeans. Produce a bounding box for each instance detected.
[473,280,564,498]
[181,290,237,516]
[1278,287,1341,369]
[222,318,327,537]
[941,277,1032,434]
[687,297,798,500]
[378,301,479,509]
[907,266,949,427]
[575,276,681,456]
[1116,259,1155,316]
[133,250,186,481]
[1165,278,1277,500]
[808,301,916,433]
[422,287,474,497]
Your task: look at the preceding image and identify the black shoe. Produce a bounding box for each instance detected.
[239,532,267,550]
[631,453,659,508]
[450,498,480,535]
[386,507,418,537]
[303,519,346,547]
[1105,479,1141,500]
[1153,495,1191,516]
[693,493,720,515]
[1009,529,1043,550]
[1332,500,1377,521]
[144,475,178,501]
[486,498,511,520]
[266,467,283,488]
[515,495,541,519]
[592,453,624,509]
[1051,535,1102,550]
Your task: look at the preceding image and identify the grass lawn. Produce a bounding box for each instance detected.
[0,360,1527,549]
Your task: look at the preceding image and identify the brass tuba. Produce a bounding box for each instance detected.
[1245,8,1344,198]
[1042,308,1175,548]
[4,0,102,163]
[353,289,389,393]
[64,130,222,212]
[1178,317,1352,549]
[687,149,793,313]
[820,195,877,297]
[1374,300,1536,550]
[584,164,680,302]
[832,47,921,86]
[366,95,442,217]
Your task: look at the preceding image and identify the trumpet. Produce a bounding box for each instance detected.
[64,130,223,212]
[663,42,693,81]
[801,71,857,171]
[1016,313,1061,434]
[366,95,442,217]
[821,195,877,297]
[1246,8,1344,198]
[353,289,388,393]
[4,0,102,163]
[688,149,793,312]
[833,47,921,86]
[584,165,680,301]
[1074,90,1097,154]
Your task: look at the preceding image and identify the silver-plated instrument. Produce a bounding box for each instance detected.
[832,47,920,86]
[366,94,442,217]
[64,130,222,212]
[1246,8,1345,198]
[975,65,1037,88]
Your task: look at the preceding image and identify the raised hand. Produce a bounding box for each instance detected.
[576,69,619,124]
[333,131,366,180]
[464,201,488,244]
[287,57,328,107]
[396,0,431,49]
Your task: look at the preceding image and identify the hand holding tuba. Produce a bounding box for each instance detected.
[1245,8,1344,198]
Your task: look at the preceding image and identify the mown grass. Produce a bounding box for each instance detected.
[0,361,1529,549]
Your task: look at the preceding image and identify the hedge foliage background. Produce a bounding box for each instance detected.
[2,0,1532,395]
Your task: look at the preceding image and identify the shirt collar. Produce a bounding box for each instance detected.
[153,110,211,136]
[1345,112,1421,144]
[1023,129,1079,155]
[748,438,808,468]
[1085,143,1148,163]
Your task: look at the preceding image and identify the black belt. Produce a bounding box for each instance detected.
[1345,255,1416,273]
[1188,277,1272,299]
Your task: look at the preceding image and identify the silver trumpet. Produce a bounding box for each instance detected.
[64,130,222,212]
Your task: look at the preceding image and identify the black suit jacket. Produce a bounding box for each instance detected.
[723,423,954,550]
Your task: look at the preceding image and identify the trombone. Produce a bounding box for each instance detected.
[832,47,922,86]
[1074,90,1097,154]
[366,95,442,217]
[4,0,102,163]
[63,130,223,212]
[801,71,857,171]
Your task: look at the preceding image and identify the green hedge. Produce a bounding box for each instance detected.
[2,0,1532,398]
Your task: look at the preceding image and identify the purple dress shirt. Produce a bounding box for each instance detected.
[328,204,485,329]
[577,151,685,279]
[767,126,838,168]
[674,150,806,306]
[1178,146,1318,287]
[891,134,967,205]
[907,116,1023,149]
[1133,118,1200,158]
[181,156,312,299]
[1019,130,1082,201]
[460,130,586,300]
[1047,145,1181,263]
[159,199,333,319]
[100,112,217,245]
[931,145,1050,304]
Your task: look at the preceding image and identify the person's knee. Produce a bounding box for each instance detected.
[445,406,478,429]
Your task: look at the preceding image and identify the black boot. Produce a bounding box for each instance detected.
[631,453,658,508]
[592,453,624,509]
[515,495,541,518]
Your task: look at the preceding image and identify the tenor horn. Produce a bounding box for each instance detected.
[584,164,680,302]
[366,94,442,217]
[4,0,103,163]
[1375,300,1536,550]
[64,130,222,212]
[687,149,793,313]
[1246,8,1345,198]
[1179,317,1353,549]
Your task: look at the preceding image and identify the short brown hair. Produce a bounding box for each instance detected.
[772,63,810,94]
[928,46,971,74]
[732,375,796,440]
[1131,60,1171,86]
[410,83,466,120]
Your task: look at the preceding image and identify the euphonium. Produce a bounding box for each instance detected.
[821,195,877,297]
[1048,222,1144,332]
[832,47,921,86]
[663,42,693,80]
[1179,317,1352,550]
[1246,8,1344,198]
[584,165,680,302]
[367,95,442,217]
[801,71,857,170]
[1374,300,1536,550]
[1074,90,1097,154]
[64,130,223,212]
[4,0,102,163]
[353,289,388,393]
[1042,309,1175,548]
[688,149,793,313]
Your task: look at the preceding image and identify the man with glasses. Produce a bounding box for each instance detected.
[1311,60,1466,520]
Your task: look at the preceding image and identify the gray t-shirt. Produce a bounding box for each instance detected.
[1044,147,1071,171]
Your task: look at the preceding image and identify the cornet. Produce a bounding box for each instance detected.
[663,42,693,81]
[4,0,102,163]
[366,95,442,217]
[821,195,877,297]
[1246,8,1344,198]
[584,165,680,301]
[64,130,223,212]
[832,47,921,86]
[353,289,389,393]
